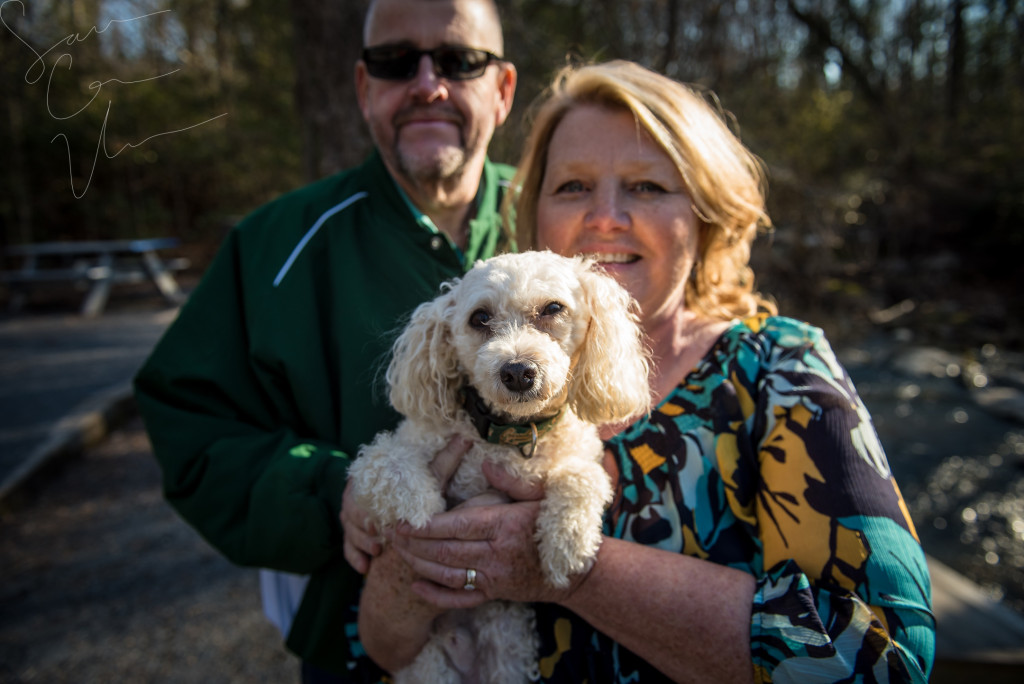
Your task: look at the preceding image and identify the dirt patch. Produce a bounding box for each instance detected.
[0,417,297,683]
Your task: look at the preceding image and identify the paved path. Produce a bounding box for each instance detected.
[0,414,297,683]
[0,308,176,503]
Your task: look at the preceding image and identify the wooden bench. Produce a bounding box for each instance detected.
[2,238,189,317]
[929,554,1024,682]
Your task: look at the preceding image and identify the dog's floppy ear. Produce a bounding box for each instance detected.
[570,261,652,424]
[386,287,462,424]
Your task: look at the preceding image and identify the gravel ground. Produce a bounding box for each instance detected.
[0,417,298,684]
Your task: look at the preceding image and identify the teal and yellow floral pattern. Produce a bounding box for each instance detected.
[534,316,934,683]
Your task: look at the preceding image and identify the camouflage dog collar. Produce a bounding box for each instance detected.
[461,386,563,458]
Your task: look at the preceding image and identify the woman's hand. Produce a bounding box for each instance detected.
[391,461,592,608]
[340,477,381,574]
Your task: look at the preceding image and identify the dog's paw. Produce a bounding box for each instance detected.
[354,471,445,530]
[349,441,445,530]
[535,463,612,588]
[535,493,605,587]
[390,488,446,529]
[536,530,600,588]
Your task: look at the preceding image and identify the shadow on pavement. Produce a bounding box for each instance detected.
[0,416,297,682]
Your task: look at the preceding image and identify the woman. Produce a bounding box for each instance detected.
[345,61,935,683]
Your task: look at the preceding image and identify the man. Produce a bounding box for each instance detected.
[133,0,516,680]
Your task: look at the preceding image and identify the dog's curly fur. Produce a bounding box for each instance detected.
[349,251,651,683]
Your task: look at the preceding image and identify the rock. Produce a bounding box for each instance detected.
[890,346,963,379]
[994,367,1024,392]
[971,386,1024,425]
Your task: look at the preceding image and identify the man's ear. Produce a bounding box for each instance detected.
[355,60,370,121]
[494,62,517,127]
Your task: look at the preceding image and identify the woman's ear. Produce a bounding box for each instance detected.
[570,262,652,424]
[386,289,462,423]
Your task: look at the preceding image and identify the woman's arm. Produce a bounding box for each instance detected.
[358,546,452,672]
[391,463,757,683]
[745,323,934,681]
[563,538,757,683]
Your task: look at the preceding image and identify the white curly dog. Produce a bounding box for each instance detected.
[348,250,651,683]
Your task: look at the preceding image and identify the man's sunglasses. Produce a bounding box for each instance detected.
[362,45,502,81]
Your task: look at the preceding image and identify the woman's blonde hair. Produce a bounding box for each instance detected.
[510,60,776,320]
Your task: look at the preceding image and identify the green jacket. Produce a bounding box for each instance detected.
[134,151,514,673]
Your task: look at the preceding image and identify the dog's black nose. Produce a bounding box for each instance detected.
[500,361,537,392]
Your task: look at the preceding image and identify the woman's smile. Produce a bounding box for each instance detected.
[535,104,699,325]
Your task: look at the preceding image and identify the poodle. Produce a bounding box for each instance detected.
[348,250,651,684]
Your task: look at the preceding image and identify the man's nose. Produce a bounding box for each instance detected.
[409,54,447,100]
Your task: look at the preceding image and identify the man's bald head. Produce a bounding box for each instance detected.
[363,0,505,56]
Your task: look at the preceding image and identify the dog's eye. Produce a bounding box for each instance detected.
[541,301,565,317]
[469,309,491,329]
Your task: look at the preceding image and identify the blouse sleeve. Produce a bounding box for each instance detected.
[745,320,935,683]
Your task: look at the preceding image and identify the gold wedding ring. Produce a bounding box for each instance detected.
[463,568,477,591]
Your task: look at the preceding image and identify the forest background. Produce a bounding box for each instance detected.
[0,0,1021,351]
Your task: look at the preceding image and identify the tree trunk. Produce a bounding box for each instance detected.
[946,0,965,122]
[289,0,372,181]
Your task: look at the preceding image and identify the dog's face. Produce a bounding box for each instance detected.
[446,252,591,420]
[387,250,650,427]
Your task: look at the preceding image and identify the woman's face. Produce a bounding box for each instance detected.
[536,105,699,325]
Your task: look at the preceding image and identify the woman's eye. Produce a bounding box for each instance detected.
[541,301,564,316]
[469,309,491,329]
[554,180,586,194]
[632,180,666,193]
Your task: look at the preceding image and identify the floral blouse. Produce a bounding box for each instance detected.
[533,315,935,683]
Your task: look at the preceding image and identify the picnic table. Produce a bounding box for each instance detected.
[1,238,189,317]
